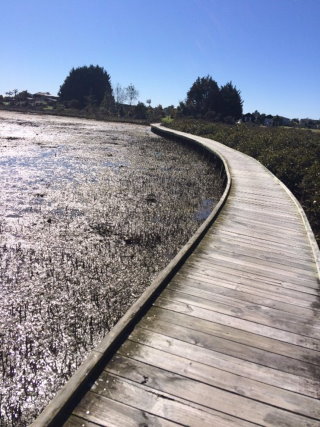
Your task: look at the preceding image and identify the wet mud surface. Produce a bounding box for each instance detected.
[0,111,224,425]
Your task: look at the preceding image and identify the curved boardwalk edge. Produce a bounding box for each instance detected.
[157,125,320,282]
[32,125,231,426]
[263,166,320,281]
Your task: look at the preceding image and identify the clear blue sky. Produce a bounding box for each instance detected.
[1,0,319,119]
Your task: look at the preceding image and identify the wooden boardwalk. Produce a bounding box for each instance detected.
[35,125,320,426]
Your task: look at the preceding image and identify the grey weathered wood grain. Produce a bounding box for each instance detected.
[63,415,101,426]
[160,288,320,335]
[137,315,320,378]
[142,306,320,363]
[170,276,318,317]
[184,258,319,295]
[71,392,179,427]
[179,269,319,307]
[128,328,320,398]
[113,344,320,422]
[154,296,320,350]
[90,371,243,427]
[104,355,258,426]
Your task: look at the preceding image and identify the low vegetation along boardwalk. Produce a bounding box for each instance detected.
[35,125,320,426]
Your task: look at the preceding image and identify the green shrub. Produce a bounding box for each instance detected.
[161,116,174,125]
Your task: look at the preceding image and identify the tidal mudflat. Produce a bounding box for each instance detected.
[0,111,224,425]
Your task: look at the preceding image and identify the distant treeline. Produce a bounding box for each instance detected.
[50,65,175,122]
[0,65,170,122]
[164,118,320,244]
[2,67,319,128]
[57,67,240,123]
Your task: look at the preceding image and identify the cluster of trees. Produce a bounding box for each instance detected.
[179,76,243,123]
[0,68,260,126]
[0,90,31,103]
[57,68,243,123]
[58,65,143,116]
[4,89,19,98]
[56,65,175,121]
[55,65,170,121]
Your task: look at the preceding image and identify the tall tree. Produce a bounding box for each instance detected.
[134,102,148,119]
[114,83,127,104]
[126,84,139,105]
[100,90,115,113]
[185,76,221,117]
[16,90,31,101]
[219,82,243,121]
[58,65,113,108]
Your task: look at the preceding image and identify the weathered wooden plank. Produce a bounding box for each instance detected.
[193,251,317,286]
[200,246,315,277]
[217,215,308,239]
[233,189,295,200]
[63,415,101,426]
[105,355,258,426]
[200,239,315,272]
[91,371,245,427]
[138,316,320,379]
[226,201,297,213]
[186,258,319,295]
[194,250,317,282]
[170,275,318,318]
[230,191,292,199]
[160,288,320,339]
[144,306,320,364]
[224,204,299,217]
[220,211,304,230]
[228,187,295,196]
[228,187,291,196]
[178,269,319,308]
[161,288,320,344]
[165,285,320,330]
[228,209,306,226]
[211,223,312,249]
[115,342,320,425]
[154,297,320,350]
[128,329,320,397]
[72,391,178,427]
[214,219,308,240]
[226,195,299,209]
[214,208,304,228]
[222,211,306,231]
[209,228,313,256]
[223,203,301,221]
[227,198,300,212]
[228,186,297,199]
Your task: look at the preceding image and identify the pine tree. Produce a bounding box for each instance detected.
[186,76,220,117]
[59,65,114,109]
[219,82,243,121]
